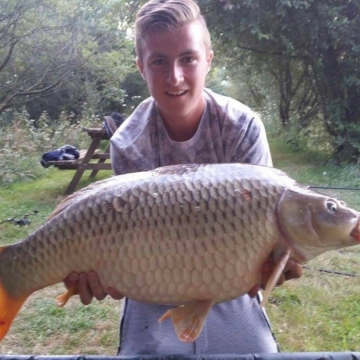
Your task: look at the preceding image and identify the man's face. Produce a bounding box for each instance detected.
[137,20,213,123]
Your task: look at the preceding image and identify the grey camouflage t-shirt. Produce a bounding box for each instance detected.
[110,88,278,355]
[110,88,272,175]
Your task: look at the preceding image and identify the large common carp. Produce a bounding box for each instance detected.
[0,163,359,342]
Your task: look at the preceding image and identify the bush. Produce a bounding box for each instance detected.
[0,110,101,184]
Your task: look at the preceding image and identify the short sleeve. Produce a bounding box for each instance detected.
[110,98,159,175]
[230,115,273,167]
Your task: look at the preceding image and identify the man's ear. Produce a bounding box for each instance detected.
[136,58,146,80]
[207,50,214,73]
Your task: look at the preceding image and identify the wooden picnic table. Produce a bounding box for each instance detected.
[49,127,113,195]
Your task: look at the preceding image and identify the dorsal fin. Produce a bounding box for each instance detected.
[48,176,116,220]
[48,164,208,221]
[48,170,157,220]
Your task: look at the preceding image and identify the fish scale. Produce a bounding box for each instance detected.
[0,163,359,343]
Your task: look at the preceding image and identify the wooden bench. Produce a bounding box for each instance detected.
[46,150,89,170]
[50,116,120,194]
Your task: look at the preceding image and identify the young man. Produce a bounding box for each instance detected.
[64,0,302,354]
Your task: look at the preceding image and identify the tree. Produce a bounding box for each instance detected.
[0,0,87,114]
[201,0,360,162]
[0,0,140,120]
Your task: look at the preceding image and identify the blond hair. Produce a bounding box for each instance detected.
[135,0,211,60]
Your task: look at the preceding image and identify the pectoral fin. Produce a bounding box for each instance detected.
[260,249,291,307]
[159,300,213,342]
[56,287,78,307]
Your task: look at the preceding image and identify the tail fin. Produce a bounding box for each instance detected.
[0,245,29,341]
[0,279,28,341]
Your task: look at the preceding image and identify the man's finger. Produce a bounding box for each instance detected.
[107,287,124,300]
[247,284,260,298]
[261,261,272,287]
[284,259,303,280]
[88,271,107,301]
[276,273,285,287]
[64,272,79,289]
[78,273,94,305]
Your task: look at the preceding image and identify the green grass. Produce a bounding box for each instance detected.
[267,251,360,352]
[0,168,113,245]
[271,139,360,208]
[0,139,360,355]
[268,137,360,352]
[0,168,118,355]
[1,286,121,355]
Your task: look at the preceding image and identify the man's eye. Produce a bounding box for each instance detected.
[152,59,165,66]
[182,56,195,63]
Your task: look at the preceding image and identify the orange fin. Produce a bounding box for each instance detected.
[260,249,291,307]
[56,287,79,307]
[0,279,29,341]
[159,300,213,342]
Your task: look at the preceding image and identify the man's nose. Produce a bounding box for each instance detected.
[166,62,184,86]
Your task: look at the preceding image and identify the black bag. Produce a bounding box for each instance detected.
[40,145,80,168]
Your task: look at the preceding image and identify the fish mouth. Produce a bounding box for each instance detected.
[350,220,360,242]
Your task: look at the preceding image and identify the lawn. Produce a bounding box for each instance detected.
[0,141,359,355]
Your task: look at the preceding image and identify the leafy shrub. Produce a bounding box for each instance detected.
[0,110,102,184]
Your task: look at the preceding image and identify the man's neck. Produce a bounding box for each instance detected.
[162,116,202,142]
[158,95,206,142]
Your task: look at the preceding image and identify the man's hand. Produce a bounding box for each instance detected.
[63,271,123,305]
[247,258,303,298]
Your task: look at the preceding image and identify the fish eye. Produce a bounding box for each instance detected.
[326,200,337,214]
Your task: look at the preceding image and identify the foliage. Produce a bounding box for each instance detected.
[1,0,88,115]
[0,109,99,184]
[200,0,360,163]
[0,0,143,120]
[1,0,359,164]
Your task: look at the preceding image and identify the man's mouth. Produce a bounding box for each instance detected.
[166,90,187,96]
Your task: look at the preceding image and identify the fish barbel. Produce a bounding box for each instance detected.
[0,163,359,342]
